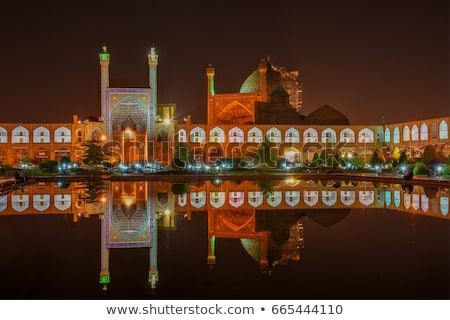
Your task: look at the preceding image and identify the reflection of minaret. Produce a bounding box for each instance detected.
[149,214,159,289]
[207,210,216,266]
[99,214,110,291]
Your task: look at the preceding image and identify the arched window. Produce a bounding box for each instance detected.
[411,124,419,141]
[0,126,8,143]
[33,126,50,143]
[266,127,281,143]
[209,127,225,143]
[178,129,187,143]
[54,127,71,143]
[248,127,263,143]
[403,126,410,142]
[439,120,448,139]
[229,127,244,143]
[189,127,206,143]
[321,128,336,144]
[358,128,374,143]
[393,127,400,144]
[430,122,438,139]
[340,128,355,143]
[285,127,300,143]
[420,123,428,141]
[384,128,391,143]
[303,128,318,143]
[12,126,29,143]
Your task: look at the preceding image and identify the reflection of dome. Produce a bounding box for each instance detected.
[240,238,280,263]
[122,115,137,130]
[305,208,350,227]
[305,105,350,125]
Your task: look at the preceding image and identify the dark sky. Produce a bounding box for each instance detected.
[1,0,448,125]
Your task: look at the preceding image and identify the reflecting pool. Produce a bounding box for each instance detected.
[0,179,448,299]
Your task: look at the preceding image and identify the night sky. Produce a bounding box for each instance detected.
[1,0,448,125]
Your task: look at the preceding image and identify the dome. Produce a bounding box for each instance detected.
[239,70,260,93]
[239,61,303,112]
[305,105,350,125]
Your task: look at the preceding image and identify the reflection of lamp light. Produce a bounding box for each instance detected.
[285,178,299,187]
[163,118,171,125]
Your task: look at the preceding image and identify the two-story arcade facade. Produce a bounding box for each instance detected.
[0,47,448,168]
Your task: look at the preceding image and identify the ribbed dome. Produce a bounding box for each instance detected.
[239,70,260,93]
[305,105,350,125]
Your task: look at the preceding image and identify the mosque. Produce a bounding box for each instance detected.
[0,45,447,169]
[0,46,448,294]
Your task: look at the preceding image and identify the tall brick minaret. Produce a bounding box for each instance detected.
[206,64,215,124]
[148,47,158,120]
[99,45,110,130]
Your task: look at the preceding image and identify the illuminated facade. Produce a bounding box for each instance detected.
[0,116,104,166]
[0,47,448,168]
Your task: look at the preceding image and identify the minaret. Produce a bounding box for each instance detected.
[258,58,267,102]
[99,45,110,128]
[99,214,110,291]
[148,47,158,120]
[206,64,215,124]
[149,215,159,289]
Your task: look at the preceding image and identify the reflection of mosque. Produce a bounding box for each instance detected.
[0,180,448,290]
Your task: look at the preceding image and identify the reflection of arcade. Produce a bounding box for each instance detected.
[179,180,349,273]
[207,209,306,273]
[177,179,450,273]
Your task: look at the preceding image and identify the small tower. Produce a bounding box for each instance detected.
[258,58,268,102]
[99,45,110,124]
[206,64,215,124]
[148,47,159,120]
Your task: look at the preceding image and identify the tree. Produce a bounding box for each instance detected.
[369,148,386,168]
[398,151,408,167]
[257,135,277,168]
[39,160,58,172]
[172,143,190,169]
[82,141,106,168]
[422,145,440,169]
[351,155,365,169]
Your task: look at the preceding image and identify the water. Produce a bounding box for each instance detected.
[0,179,448,300]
